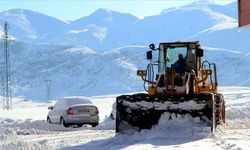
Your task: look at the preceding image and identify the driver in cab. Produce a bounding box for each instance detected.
[172,54,186,74]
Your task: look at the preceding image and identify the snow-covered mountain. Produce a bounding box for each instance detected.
[0,1,246,51]
[0,9,68,42]
[0,8,140,50]
[70,8,139,29]
[0,1,250,101]
[1,41,147,100]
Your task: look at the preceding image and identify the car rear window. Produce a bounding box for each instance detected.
[64,97,92,107]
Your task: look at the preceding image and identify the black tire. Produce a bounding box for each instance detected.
[91,123,98,127]
[60,117,69,127]
[77,124,83,128]
[222,100,226,124]
[215,93,225,126]
[110,113,115,120]
[47,117,51,123]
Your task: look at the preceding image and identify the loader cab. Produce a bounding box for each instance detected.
[158,42,201,74]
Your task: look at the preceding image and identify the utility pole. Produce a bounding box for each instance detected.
[2,22,12,110]
[45,79,52,101]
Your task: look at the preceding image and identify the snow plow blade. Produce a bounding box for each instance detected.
[116,93,225,134]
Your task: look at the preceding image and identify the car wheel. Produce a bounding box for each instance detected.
[77,124,83,128]
[110,113,114,120]
[60,117,69,127]
[91,123,99,127]
[47,117,51,123]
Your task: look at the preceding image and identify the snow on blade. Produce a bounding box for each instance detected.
[123,100,206,111]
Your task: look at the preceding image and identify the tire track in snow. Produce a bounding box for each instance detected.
[18,129,115,149]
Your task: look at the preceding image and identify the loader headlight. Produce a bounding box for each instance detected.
[137,70,147,76]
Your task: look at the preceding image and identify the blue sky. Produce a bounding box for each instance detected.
[0,0,235,21]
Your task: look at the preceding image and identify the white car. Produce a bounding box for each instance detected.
[47,97,99,127]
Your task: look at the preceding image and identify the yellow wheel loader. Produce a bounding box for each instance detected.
[116,41,225,134]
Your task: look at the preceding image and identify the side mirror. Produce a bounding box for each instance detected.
[149,44,155,50]
[196,48,203,57]
[146,51,152,60]
[48,106,53,110]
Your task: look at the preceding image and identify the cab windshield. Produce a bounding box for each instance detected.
[158,44,188,73]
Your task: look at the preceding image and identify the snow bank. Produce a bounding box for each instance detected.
[0,118,114,150]
[219,86,250,129]
[94,117,115,130]
[1,119,82,133]
[69,113,212,150]
[0,125,53,150]
[0,127,16,141]
[223,107,250,129]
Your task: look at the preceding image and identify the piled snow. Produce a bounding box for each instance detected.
[219,86,250,129]
[0,127,16,141]
[158,112,207,126]
[62,114,210,150]
[2,119,79,134]
[0,126,52,150]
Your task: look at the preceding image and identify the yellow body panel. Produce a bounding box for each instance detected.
[198,86,211,93]
[148,86,156,95]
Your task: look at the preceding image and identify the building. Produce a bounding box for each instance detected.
[238,0,250,27]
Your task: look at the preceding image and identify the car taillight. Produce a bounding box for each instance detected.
[67,108,74,115]
[96,107,99,115]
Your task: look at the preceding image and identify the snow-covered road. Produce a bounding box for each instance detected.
[18,129,114,149]
[0,87,250,150]
[0,125,115,149]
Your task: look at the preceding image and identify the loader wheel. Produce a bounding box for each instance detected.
[222,100,226,124]
[215,93,225,126]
